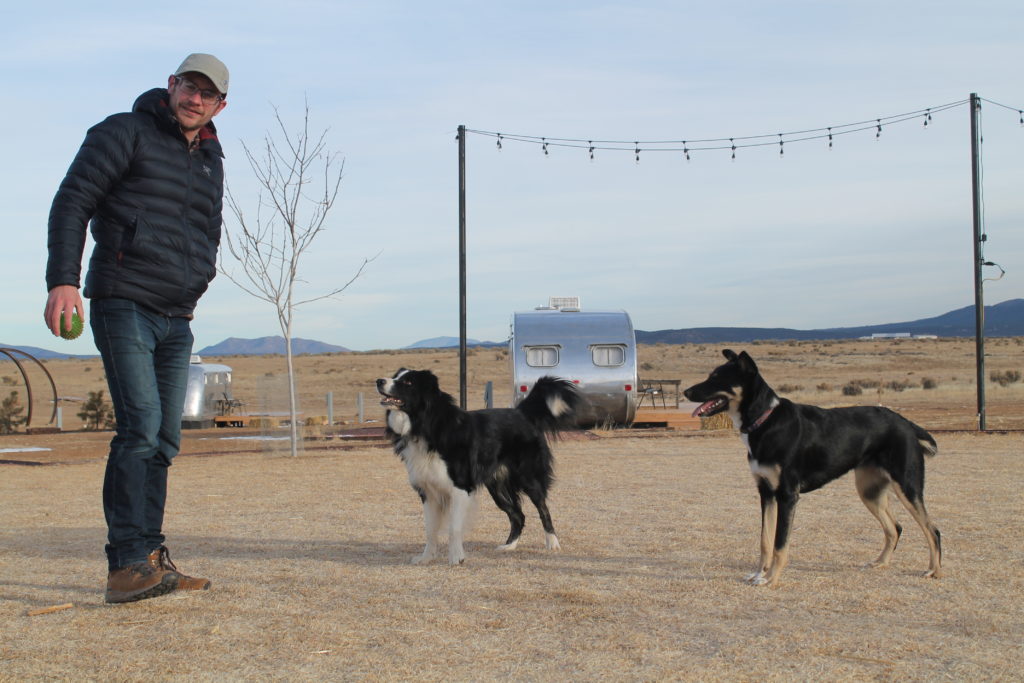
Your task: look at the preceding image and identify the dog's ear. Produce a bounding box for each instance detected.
[737,351,758,373]
[722,349,738,361]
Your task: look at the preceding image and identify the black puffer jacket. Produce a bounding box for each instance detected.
[46,88,224,317]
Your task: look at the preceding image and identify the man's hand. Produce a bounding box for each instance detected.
[44,285,84,337]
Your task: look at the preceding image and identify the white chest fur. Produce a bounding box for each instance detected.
[399,437,455,497]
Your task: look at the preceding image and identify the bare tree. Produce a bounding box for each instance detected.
[222,103,370,457]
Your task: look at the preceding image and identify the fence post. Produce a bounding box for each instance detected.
[484,381,493,409]
[357,392,364,424]
[326,392,333,426]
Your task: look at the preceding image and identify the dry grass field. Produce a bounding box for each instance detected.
[5,336,1024,433]
[1,339,1022,680]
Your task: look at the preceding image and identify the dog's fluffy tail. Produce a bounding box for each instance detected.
[517,376,584,434]
[913,423,938,458]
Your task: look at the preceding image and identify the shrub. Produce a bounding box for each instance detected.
[922,377,938,390]
[776,383,803,394]
[816,383,832,392]
[78,390,115,431]
[989,370,1022,387]
[0,391,26,434]
[842,383,863,396]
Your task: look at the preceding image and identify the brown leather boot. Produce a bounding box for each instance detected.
[148,546,211,591]
[105,561,180,604]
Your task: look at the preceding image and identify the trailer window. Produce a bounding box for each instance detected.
[591,344,626,367]
[525,346,559,367]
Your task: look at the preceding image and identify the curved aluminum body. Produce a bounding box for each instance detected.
[181,360,233,427]
[510,309,638,426]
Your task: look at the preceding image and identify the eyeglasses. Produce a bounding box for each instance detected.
[174,76,224,105]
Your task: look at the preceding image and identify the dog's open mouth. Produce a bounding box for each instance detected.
[692,398,728,418]
[379,395,403,408]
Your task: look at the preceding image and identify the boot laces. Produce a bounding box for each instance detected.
[156,545,179,572]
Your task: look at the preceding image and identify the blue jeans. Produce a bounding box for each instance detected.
[90,298,193,571]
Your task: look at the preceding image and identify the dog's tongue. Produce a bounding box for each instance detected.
[692,400,717,418]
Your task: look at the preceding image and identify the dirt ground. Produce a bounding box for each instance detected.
[1,430,1021,681]
[1,337,1021,679]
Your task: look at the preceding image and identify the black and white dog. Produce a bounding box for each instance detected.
[684,349,942,587]
[376,369,583,565]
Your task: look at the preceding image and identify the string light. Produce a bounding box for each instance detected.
[463,97,1024,162]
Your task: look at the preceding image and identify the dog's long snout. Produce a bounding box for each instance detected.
[376,378,387,390]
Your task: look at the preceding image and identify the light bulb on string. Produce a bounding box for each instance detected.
[778,134,784,157]
[876,119,882,139]
[542,138,548,156]
[496,133,503,150]
[588,141,594,160]
[730,138,736,160]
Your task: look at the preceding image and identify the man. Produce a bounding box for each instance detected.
[45,54,229,603]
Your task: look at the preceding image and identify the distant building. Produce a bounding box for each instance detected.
[859,333,938,340]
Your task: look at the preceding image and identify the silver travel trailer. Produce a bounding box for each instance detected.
[181,355,234,429]
[510,304,638,426]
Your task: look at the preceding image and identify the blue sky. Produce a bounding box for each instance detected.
[5,1,1022,353]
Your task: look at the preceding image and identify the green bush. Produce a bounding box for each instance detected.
[0,391,26,434]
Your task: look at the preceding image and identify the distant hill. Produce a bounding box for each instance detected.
[635,299,1024,344]
[197,336,350,356]
[0,344,96,360]
[6,299,1021,359]
[404,336,504,350]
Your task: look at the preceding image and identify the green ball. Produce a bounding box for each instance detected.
[60,312,84,340]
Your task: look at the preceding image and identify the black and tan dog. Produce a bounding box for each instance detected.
[684,349,942,586]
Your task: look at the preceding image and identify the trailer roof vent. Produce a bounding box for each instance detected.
[548,296,581,310]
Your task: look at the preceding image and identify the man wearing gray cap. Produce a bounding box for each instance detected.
[45,54,229,603]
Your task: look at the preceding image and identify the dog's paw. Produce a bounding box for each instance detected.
[922,567,943,579]
[864,559,890,569]
[448,553,466,566]
[745,570,767,585]
[545,533,561,551]
[411,550,437,565]
[497,539,520,552]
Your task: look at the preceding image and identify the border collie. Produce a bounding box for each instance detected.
[684,349,942,587]
[376,369,583,565]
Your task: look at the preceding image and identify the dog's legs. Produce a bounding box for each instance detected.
[524,484,560,551]
[447,487,472,565]
[747,483,778,585]
[855,466,903,569]
[761,489,798,587]
[412,493,443,565]
[892,483,943,578]
[487,481,526,551]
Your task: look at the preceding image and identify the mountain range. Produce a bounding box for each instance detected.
[4,299,1021,359]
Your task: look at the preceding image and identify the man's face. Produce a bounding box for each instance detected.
[167,72,227,132]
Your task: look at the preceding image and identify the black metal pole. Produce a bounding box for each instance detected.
[969,93,986,431]
[458,125,468,409]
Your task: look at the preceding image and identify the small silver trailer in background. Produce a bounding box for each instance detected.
[181,355,234,429]
[510,299,638,426]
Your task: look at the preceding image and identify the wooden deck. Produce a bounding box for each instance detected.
[632,403,703,430]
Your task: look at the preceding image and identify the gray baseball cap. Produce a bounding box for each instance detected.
[175,53,229,95]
